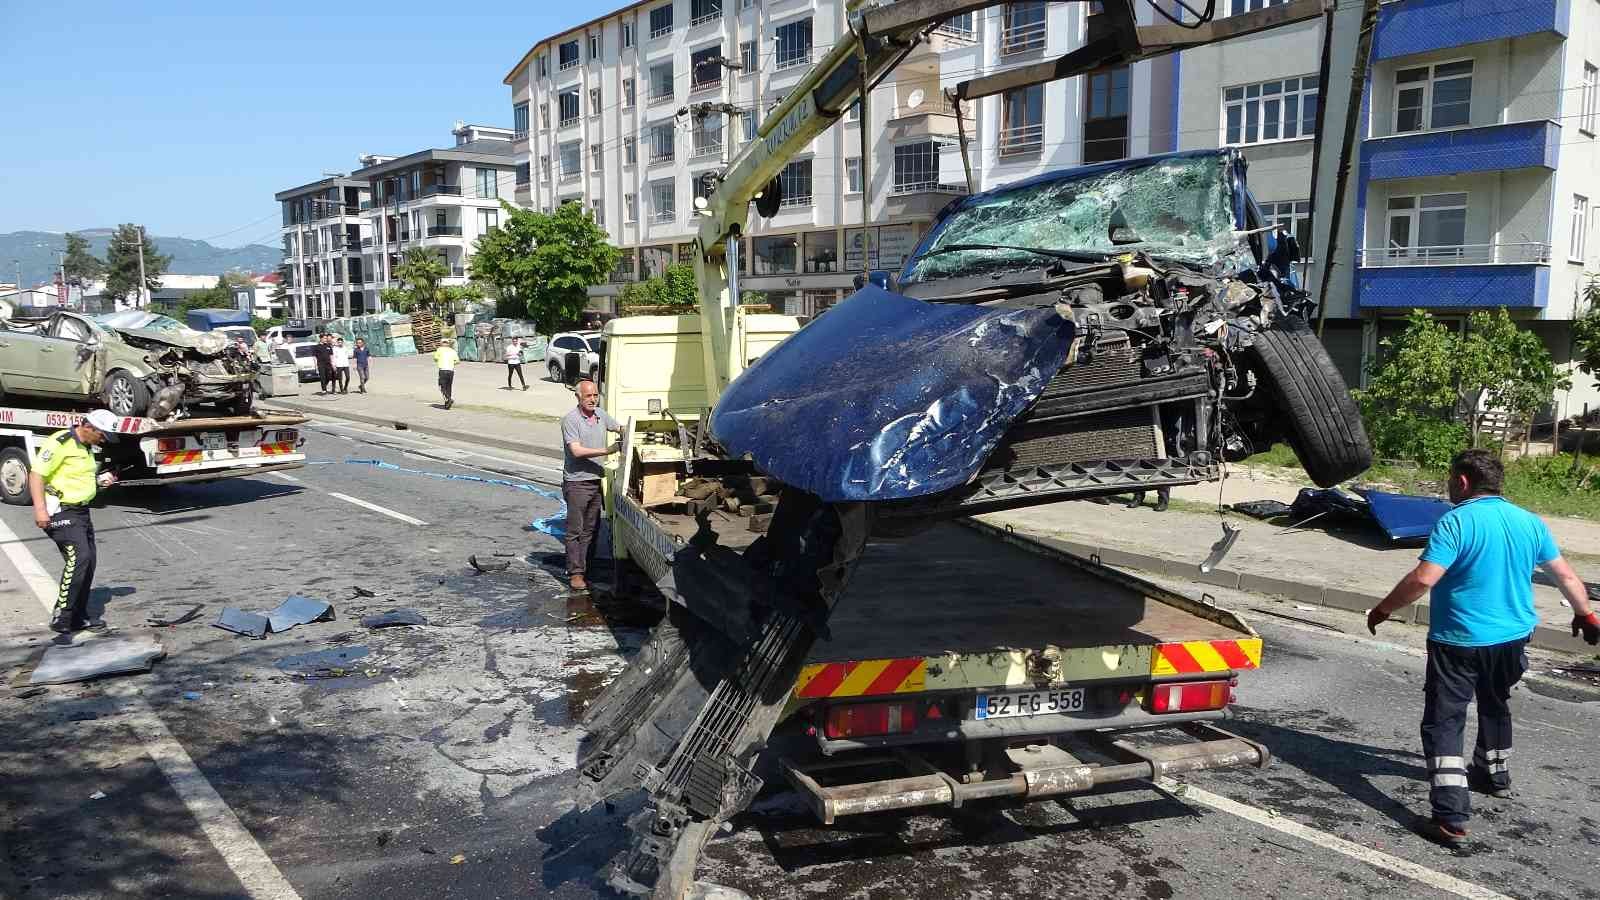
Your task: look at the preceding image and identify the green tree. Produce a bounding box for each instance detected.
[1460,307,1568,436]
[617,263,699,310]
[380,286,414,313]
[470,201,618,333]
[102,224,171,305]
[61,232,105,285]
[394,248,449,313]
[1574,275,1600,394]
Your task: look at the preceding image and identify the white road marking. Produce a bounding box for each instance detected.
[0,514,302,899]
[327,492,428,526]
[269,471,301,483]
[1156,777,1512,900]
[310,420,565,477]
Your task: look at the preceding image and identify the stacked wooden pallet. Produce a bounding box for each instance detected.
[411,309,442,353]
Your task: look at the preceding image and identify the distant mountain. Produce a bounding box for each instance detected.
[0,230,282,289]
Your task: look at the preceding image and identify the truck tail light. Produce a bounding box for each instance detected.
[824,701,918,739]
[1148,680,1232,714]
[268,430,298,444]
[156,438,184,452]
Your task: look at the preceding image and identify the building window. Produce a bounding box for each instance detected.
[845,98,860,122]
[1001,3,1047,55]
[650,123,676,163]
[623,78,636,108]
[693,115,724,157]
[623,21,635,48]
[591,199,605,226]
[590,87,602,116]
[540,155,551,182]
[513,103,529,138]
[559,90,580,126]
[1084,66,1129,163]
[516,162,531,185]
[741,0,757,9]
[537,54,548,78]
[650,3,674,39]
[777,159,812,207]
[1383,193,1468,263]
[559,40,580,70]
[559,141,582,181]
[592,144,604,173]
[740,40,756,73]
[1582,63,1598,136]
[652,180,676,222]
[742,110,758,142]
[804,231,839,273]
[936,13,975,40]
[775,17,813,70]
[1259,200,1311,260]
[1573,195,1590,262]
[1228,0,1289,12]
[540,103,550,128]
[624,136,638,165]
[476,168,498,199]
[1000,84,1044,157]
[1394,60,1472,133]
[625,193,638,223]
[691,0,722,26]
[845,157,862,194]
[588,33,601,61]
[752,234,798,274]
[893,140,953,193]
[1224,75,1318,145]
[478,209,500,234]
[692,45,723,90]
[650,61,675,103]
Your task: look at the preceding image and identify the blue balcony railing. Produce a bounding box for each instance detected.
[1374,0,1566,61]
[1356,258,1549,310]
[1363,120,1559,180]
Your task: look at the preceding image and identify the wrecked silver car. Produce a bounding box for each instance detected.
[0,309,256,419]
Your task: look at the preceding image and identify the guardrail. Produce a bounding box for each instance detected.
[1356,242,1552,266]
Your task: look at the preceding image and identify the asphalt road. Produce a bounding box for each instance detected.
[2,421,1598,900]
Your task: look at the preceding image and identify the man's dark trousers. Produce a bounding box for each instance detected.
[438,370,454,402]
[46,506,96,631]
[563,479,602,577]
[1421,637,1525,825]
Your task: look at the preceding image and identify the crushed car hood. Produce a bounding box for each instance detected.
[709,285,1076,502]
[96,312,229,355]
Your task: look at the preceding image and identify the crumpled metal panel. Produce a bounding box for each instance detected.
[266,595,335,633]
[709,285,1076,502]
[1357,489,1452,543]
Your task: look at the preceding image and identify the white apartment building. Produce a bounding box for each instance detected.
[354,123,520,305]
[505,0,986,317]
[276,176,372,320]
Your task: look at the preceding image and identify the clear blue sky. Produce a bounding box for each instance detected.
[0,1,573,247]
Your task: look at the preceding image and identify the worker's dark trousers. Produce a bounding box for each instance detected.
[438,370,454,402]
[318,364,335,392]
[562,479,602,577]
[1421,637,1526,825]
[46,507,96,631]
[507,363,526,389]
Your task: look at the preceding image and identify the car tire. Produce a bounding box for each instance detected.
[0,446,30,506]
[1250,316,1373,487]
[549,361,564,383]
[103,371,150,418]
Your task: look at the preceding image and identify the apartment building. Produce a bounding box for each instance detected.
[354,123,520,303]
[504,0,986,317]
[275,176,372,320]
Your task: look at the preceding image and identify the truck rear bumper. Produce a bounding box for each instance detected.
[781,721,1268,825]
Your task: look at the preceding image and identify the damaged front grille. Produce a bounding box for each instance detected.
[996,406,1159,466]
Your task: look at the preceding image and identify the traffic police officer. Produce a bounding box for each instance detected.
[30,409,120,636]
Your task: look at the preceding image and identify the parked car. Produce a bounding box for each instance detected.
[546,331,601,384]
[288,338,322,383]
[0,309,257,419]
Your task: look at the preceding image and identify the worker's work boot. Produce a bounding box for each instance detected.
[1420,818,1467,846]
[570,574,588,592]
[1468,767,1513,799]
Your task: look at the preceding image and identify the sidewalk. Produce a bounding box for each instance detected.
[264,355,571,459]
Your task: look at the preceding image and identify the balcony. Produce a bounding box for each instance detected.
[649,90,675,107]
[1356,242,1550,309]
[427,225,463,237]
[1000,20,1047,56]
[361,237,374,248]
[1373,0,1565,61]
[998,123,1045,158]
[692,140,723,159]
[653,210,676,223]
[775,51,811,72]
[421,184,461,198]
[1364,120,1560,180]
[359,199,374,210]
[561,170,581,183]
[343,240,362,252]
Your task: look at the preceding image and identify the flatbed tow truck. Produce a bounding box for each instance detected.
[0,404,308,505]
[575,1,1366,896]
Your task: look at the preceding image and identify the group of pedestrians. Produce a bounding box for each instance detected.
[311,333,370,395]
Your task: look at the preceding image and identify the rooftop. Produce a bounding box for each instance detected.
[273,175,367,202]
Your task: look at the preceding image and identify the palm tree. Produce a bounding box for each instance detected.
[394,248,448,312]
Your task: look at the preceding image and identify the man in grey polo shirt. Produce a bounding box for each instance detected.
[560,379,620,591]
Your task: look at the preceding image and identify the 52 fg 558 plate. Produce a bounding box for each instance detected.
[974,688,1085,720]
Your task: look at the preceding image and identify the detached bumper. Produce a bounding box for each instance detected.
[781,720,1268,825]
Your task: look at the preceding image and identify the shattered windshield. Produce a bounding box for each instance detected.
[96,311,187,333]
[903,154,1238,282]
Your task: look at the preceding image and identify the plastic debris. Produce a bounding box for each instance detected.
[266,595,336,634]
[1228,499,1292,520]
[469,555,511,573]
[352,587,377,598]
[182,691,202,701]
[419,843,437,855]
[214,608,270,640]
[450,854,465,865]
[361,609,429,629]
[275,646,371,679]
[146,604,205,627]
[29,637,166,686]
[89,791,106,800]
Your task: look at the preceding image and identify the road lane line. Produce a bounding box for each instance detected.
[269,471,301,483]
[0,514,303,900]
[1156,777,1511,900]
[309,421,565,477]
[326,491,429,526]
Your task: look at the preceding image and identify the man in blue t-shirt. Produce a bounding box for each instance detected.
[1368,449,1598,845]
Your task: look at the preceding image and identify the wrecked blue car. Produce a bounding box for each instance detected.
[712,149,1371,522]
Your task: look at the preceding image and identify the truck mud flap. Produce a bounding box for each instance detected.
[576,495,871,898]
[781,721,1270,825]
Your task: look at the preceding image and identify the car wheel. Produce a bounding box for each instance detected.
[1250,316,1373,487]
[549,361,564,383]
[103,371,150,418]
[0,446,30,506]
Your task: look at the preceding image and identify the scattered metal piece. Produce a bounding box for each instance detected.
[1199,521,1241,573]
[147,604,205,627]
[13,686,46,699]
[325,631,358,644]
[214,608,270,640]
[1248,607,1345,633]
[89,791,106,800]
[449,854,465,865]
[493,551,516,557]
[469,555,511,573]
[182,691,202,701]
[376,830,393,847]
[266,596,336,634]
[274,646,371,678]
[28,637,166,686]
[1229,499,1292,520]
[394,422,409,430]
[352,587,377,598]
[418,843,436,855]
[361,609,429,629]
[1552,664,1600,675]
[1275,510,1328,535]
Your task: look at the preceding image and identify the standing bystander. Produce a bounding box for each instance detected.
[332,337,352,394]
[433,342,460,409]
[560,379,620,591]
[1369,449,1599,844]
[312,333,336,395]
[506,338,528,390]
[353,338,371,393]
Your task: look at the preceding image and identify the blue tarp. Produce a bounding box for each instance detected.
[186,308,251,331]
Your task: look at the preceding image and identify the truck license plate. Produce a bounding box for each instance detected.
[975,688,1085,720]
[202,435,225,451]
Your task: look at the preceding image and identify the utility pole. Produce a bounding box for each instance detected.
[57,251,67,309]
[135,227,149,309]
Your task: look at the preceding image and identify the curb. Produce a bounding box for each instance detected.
[262,400,565,462]
[1007,527,1594,657]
